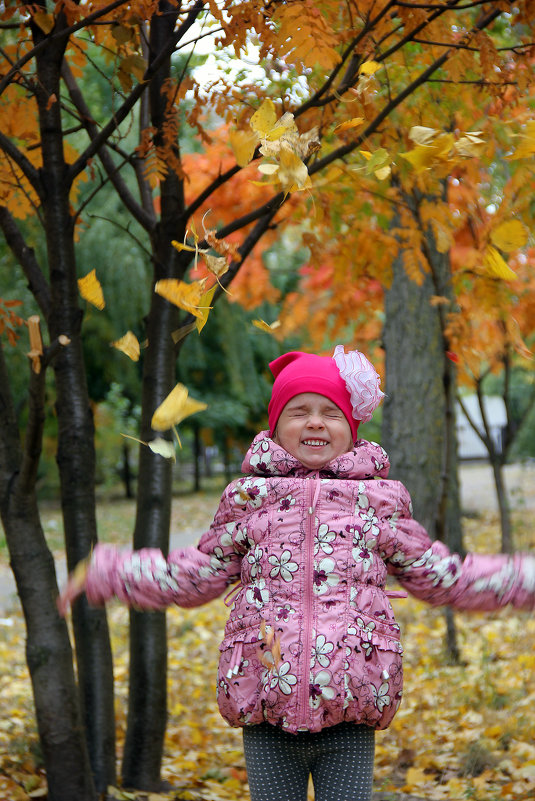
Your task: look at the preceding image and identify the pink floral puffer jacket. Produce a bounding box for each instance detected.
[85,433,535,734]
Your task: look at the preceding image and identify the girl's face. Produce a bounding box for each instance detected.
[273,392,353,470]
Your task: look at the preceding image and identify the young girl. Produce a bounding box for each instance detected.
[59,346,535,801]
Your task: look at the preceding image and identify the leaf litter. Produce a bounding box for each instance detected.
[0,509,534,800]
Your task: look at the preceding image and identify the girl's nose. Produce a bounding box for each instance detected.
[307,414,324,428]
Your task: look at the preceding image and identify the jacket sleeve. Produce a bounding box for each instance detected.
[382,482,535,611]
[84,484,244,610]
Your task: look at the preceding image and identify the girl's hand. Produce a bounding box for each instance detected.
[57,558,89,617]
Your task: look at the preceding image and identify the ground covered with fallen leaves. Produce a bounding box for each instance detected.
[1,496,535,801]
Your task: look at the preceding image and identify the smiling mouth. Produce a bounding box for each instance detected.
[302,439,329,447]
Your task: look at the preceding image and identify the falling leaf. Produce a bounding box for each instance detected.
[171,321,197,344]
[257,163,280,175]
[155,278,209,318]
[78,269,105,310]
[359,60,381,75]
[252,319,281,334]
[409,126,439,146]
[277,145,311,193]
[196,285,217,333]
[171,240,198,254]
[111,331,140,362]
[151,383,207,432]
[483,246,518,280]
[229,129,258,167]
[334,117,365,134]
[489,219,528,252]
[203,254,228,279]
[454,131,485,158]
[148,438,176,461]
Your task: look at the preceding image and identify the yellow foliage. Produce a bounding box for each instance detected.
[271,3,341,71]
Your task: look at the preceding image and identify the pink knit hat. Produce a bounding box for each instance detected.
[268,345,384,441]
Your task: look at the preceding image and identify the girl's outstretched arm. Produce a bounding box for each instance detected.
[382,483,535,611]
[58,482,248,615]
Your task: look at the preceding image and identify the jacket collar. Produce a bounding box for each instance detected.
[241,430,390,480]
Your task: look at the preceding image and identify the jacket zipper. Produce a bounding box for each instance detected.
[299,477,316,726]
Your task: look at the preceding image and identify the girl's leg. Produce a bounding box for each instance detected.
[310,723,375,801]
[243,723,310,801]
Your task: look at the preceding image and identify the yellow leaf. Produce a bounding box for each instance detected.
[229,129,258,167]
[400,143,440,174]
[374,165,391,180]
[508,120,535,160]
[148,438,176,461]
[151,383,207,432]
[359,150,372,160]
[111,331,140,362]
[258,163,280,175]
[252,319,281,334]
[78,269,105,310]
[403,767,428,790]
[195,285,217,333]
[277,146,310,192]
[409,126,438,146]
[359,60,381,75]
[32,11,55,33]
[250,99,278,138]
[483,246,518,280]
[489,219,528,252]
[155,278,208,318]
[171,239,199,254]
[334,117,365,134]
[454,131,485,158]
[203,254,228,278]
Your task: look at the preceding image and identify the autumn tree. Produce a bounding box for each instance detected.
[2,1,535,797]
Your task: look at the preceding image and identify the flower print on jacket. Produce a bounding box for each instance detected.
[249,439,272,473]
[232,477,267,509]
[245,577,269,609]
[352,529,377,573]
[309,670,336,709]
[372,681,391,712]
[275,603,296,621]
[279,493,296,512]
[268,549,298,582]
[263,661,298,696]
[315,523,336,555]
[313,557,339,595]
[356,482,380,538]
[311,633,334,668]
[247,546,264,579]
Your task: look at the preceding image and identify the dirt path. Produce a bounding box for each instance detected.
[1,461,534,616]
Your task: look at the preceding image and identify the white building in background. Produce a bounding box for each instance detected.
[456,395,507,460]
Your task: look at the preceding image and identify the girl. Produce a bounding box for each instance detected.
[59,346,535,801]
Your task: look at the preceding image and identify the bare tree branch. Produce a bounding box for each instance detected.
[0,206,51,319]
[61,62,156,232]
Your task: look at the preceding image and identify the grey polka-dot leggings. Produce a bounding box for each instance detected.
[242,721,375,801]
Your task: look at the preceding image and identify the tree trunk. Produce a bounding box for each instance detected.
[35,22,116,790]
[193,424,202,493]
[0,345,96,801]
[382,191,463,663]
[122,2,190,786]
[491,458,512,553]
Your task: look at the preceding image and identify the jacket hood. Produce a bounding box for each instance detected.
[241,430,390,480]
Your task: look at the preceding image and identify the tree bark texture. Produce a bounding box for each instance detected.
[34,22,116,791]
[382,194,464,663]
[121,2,191,787]
[0,346,96,801]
